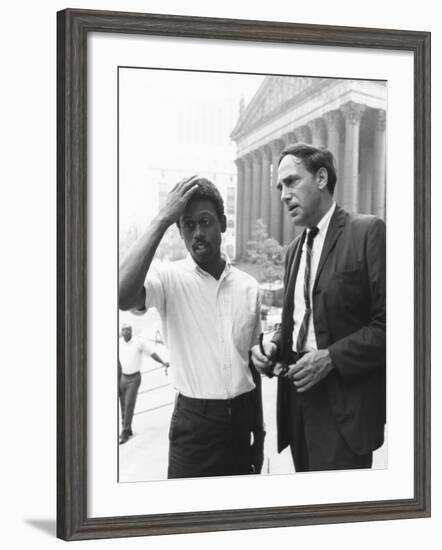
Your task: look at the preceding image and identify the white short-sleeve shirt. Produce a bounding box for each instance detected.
[136,255,261,399]
[119,336,154,375]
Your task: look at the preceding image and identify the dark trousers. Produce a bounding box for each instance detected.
[288,382,372,472]
[168,391,255,479]
[119,371,141,437]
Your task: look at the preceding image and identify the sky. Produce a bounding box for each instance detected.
[119,68,264,234]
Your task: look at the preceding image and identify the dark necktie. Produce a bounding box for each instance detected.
[295,226,319,353]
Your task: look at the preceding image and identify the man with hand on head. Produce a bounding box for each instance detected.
[119,176,264,478]
[251,143,386,472]
[119,323,168,445]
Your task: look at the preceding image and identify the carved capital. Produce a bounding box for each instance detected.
[282,131,297,146]
[250,151,263,177]
[295,125,312,144]
[234,157,245,169]
[341,101,366,125]
[242,154,253,171]
[269,139,285,158]
[307,118,326,146]
[323,110,341,131]
[307,118,323,134]
[260,144,272,162]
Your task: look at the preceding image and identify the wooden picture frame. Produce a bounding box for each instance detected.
[57,8,431,541]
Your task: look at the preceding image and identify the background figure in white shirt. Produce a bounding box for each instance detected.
[119,177,264,478]
[119,323,169,445]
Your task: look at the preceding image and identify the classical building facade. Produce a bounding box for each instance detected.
[231,77,387,259]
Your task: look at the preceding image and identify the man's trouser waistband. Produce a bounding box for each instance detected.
[176,390,253,415]
[121,371,141,377]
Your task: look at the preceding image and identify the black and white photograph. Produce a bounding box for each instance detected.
[55,7,430,542]
[117,68,387,482]
[2,0,438,546]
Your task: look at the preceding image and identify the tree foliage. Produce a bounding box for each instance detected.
[244,219,286,283]
[155,225,187,261]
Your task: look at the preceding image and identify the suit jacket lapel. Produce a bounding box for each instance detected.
[286,231,305,302]
[314,205,346,288]
[282,231,306,342]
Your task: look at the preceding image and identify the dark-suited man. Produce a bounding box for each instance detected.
[251,143,386,472]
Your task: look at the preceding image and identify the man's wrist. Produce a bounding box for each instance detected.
[324,349,334,372]
[153,211,174,230]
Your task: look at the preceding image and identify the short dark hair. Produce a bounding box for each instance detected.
[176,177,225,227]
[279,143,337,195]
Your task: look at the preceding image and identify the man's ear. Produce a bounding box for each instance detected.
[316,167,328,190]
[221,215,227,233]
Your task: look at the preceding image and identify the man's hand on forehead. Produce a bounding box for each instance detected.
[159,175,199,224]
[171,175,199,192]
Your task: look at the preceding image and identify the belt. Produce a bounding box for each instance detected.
[177,391,252,416]
[121,371,140,377]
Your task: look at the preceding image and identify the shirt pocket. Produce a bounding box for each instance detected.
[333,258,363,275]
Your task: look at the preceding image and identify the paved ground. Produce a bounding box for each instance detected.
[118,365,294,482]
[119,309,386,483]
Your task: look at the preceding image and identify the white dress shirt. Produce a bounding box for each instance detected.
[293,202,336,352]
[119,336,154,375]
[137,255,261,399]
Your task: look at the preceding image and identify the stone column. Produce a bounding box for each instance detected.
[358,145,373,214]
[324,110,341,166]
[308,118,327,147]
[234,158,245,260]
[372,109,387,220]
[242,155,253,248]
[280,132,297,244]
[269,140,285,243]
[283,131,297,147]
[297,125,312,144]
[250,150,262,239]
[340,101,366,213]
[324,110,342,204]
[259,146,272,235]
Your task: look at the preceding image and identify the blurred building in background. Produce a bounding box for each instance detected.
[152,95,240,258]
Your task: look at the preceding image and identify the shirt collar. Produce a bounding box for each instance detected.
[315,201,336,238]
[185,251,231,279]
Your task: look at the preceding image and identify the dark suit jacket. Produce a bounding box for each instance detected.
[273,205,386,455]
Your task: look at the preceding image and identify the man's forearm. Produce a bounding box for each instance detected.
[150,351,166,365]
[119,214,171,311]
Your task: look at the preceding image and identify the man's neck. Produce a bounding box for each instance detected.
[308,197,334,228]
[199,256,226,280]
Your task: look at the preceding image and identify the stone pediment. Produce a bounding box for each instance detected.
[231,76,327,140]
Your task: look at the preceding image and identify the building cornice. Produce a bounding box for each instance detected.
[231,77,333,141]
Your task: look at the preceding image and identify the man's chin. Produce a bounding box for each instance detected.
[191,249,211,265]
[289,212,304,226]
[287,207,301,223]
